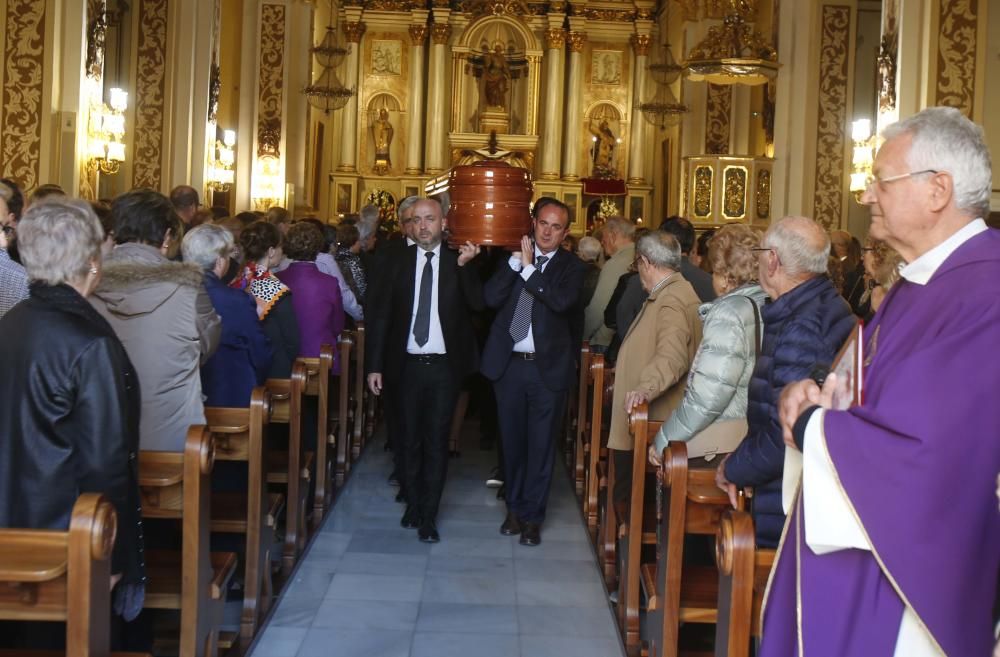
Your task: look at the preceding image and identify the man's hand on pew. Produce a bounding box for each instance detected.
[714,454,739,509]
[624,390,648,414]
[367,373,383,396]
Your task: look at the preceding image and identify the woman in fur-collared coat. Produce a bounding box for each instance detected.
[91,189,221,452]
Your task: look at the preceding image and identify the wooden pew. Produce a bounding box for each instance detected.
[350,322,367,460]
[713,510,775,657]
[332,335,353,487]
[572,343,592,498]
[583,353,606,540]
[206,387,281,647]
[645,441,735,657]
[139,426,238,657]
[0,493,149,657]
[297,345,336,521]
[264,362,308,576]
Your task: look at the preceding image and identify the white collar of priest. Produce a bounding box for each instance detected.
[899,218,986,286]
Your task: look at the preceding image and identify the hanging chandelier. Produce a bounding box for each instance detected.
[640,44,689,129]
[684,2,778,86]
[302,0,355,113]
[311,26,350,69]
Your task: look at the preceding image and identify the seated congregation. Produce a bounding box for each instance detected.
[0,106,998,657]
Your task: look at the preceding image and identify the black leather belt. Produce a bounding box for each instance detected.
[513,352,536,361]
[407,353,447,364]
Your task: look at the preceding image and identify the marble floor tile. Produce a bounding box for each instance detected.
[325,572,425,602]
[421,573,517,605]
[516,604,619,638]
[295,628,412,657]
[515,578,609,608]
[247,626,307,657]
[312,599,420,632]
[415,602,518,634]
[411,632,520,657]
[519,634,625,657]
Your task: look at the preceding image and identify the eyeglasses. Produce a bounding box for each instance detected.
[863,169,939,192]
[751,247,782,267]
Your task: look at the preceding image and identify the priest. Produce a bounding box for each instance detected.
[769,106,1000,656]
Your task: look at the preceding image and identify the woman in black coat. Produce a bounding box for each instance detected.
[0,199,145,647]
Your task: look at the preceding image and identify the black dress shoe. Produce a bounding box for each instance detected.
[387,471,400,486]
[400,506,420,529]
[418,520,440,543]
[499,512,521,536]
[496,484,506,501]
[519,522,541,546]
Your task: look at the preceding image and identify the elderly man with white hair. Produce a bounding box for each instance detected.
[766,107,1000,657]
[715,214,855,546]
[583,215,635,348]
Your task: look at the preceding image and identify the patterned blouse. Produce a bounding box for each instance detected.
[334,247,366,305]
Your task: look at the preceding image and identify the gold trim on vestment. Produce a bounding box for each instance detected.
[759,476,799,650]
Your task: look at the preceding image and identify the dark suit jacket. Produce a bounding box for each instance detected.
[481,249,586,391]
[365,244,484,385]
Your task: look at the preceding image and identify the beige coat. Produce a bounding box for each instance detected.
[91,243,221,452]
[607,272,702,451]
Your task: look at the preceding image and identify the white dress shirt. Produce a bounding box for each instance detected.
[508,247,556,353]
[406,243,446,354]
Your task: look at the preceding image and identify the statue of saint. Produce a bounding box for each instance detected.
[589,119,617,178]
[467,42,527,112]
[371,108,393,175]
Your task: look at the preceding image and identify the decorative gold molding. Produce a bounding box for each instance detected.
[756,168,771,219]
[578,7,635,22]
[132,0,168,191]
[678,0,739,21]
[365,0,413,11]
[935,0,978,117]
[812,4,850,230]
[430,23,451,44]
[258,4,285,158]
[2,0,46,192]
[630,34,652,57]
[343,21,366,43]
[549,0,567,12]
[85,0,107,79]
[408,24,428,45]
[545,28,565,50]
[722,165,747,219]
[566,31,586,53]
[693,165,713,218]
[705,83,731,155]
[636,7,654,20]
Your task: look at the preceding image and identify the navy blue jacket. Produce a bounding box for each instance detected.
[481,249,586,392]
[201,272,273,407]
[724,275,856,547]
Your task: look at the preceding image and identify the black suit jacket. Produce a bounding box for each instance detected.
[366,244,484,385]
[481,249,586,391]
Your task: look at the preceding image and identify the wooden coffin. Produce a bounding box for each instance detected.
[431,161,533,248]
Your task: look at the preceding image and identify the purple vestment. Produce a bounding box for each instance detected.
[760,229,1000,656]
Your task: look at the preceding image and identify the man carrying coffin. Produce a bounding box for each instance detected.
[772,107,1000,656]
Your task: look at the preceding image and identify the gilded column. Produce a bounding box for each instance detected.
[405,24,428,175]
[424,22,451,174]
[627,33,651,185]
[561,31,585,181]
[337,21,365,173]
[539,28,565,181]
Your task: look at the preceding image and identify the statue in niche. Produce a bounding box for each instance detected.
[370,108,393,175]
[467,42,528,110]
[589,119,618,178]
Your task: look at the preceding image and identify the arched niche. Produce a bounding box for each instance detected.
[583,101,627,179]
[363,92,403,176]
[451,15,542,137]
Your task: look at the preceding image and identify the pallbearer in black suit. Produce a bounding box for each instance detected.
[481,198,585,546]
[366,198,483,542]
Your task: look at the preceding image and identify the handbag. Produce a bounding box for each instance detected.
[681,295,761,462]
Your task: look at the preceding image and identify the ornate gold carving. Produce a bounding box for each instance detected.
[756,168,771,219]
[365,0,413,11]
[2,0,46,191]
[705,84,731,155]
[408,24,428,45]
[812,5,850,229]
[579,7,636,22]
[935,0,978,117]
[566,31,586,53]
[455,0,543,16]
[877,28,897,113]
[694,165,713,218]
[722,165,747,219]
[679,0,755,21]
[132,0,168,191]
[549,0,567,12]
[431,23,452,44]
[258,4,285,158]
[85,0,107,79]
[686,13,776,62]
[343,21,366,43]
[630,34,652,57]
[545,29,565,50]
[636,7,654,20]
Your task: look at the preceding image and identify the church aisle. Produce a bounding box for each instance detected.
[248,427,626,657]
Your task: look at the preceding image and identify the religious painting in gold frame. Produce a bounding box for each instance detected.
[722,165,748,221]
[693,165,713,220]
[371,40,402,76]
[591,50,623,85]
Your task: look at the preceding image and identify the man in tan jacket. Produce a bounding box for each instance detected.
[607,231,702,505]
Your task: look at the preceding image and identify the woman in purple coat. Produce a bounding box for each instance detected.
[275,222,345,373]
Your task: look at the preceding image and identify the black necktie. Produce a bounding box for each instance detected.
[508,254,549,342]
[413,251,434,346]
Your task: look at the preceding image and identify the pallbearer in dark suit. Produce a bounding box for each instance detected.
[366,198,483,542]
[481,198,585,546]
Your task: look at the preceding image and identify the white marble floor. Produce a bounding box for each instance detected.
[247,426,626,657]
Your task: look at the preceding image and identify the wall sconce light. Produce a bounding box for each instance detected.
[88,87,128,175]
[252,155,283,211]
[208,129,237,191]
[849,118,876,202]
